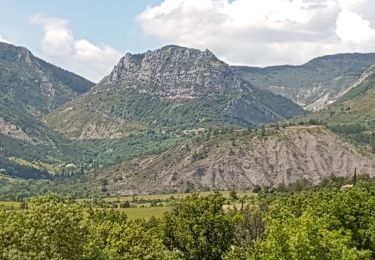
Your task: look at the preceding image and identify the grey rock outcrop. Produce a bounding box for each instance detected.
[101,45,250,99]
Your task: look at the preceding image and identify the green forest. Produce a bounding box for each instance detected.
[1,178,375,259]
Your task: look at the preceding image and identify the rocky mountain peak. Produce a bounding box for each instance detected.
[101,45,249,99]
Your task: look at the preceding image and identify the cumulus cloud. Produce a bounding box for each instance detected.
[336,10,375,43]
[0,34,9,43]
[31,14,122,82]
[138,0,375,66]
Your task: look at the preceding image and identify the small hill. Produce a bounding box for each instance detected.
[232,53,375,111]
[45,45,304,139]
[84,126,374,195]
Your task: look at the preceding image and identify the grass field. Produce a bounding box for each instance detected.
[0,201,21,210]
[116,206,173,220]
[103,191,255,202]
[1,191,256,219]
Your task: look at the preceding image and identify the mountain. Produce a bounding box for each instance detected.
[80,126,375,196]
[232,53,375,111]
[0,42,95,144]
[303,65,375,135]
[0,42,94,118]
[0,42,94,179]
[45,45,304,139]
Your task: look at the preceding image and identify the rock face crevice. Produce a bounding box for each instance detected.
[91,126,375,195]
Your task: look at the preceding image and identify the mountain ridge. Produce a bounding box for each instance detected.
[232,52,375,111]
[303,64,375,132]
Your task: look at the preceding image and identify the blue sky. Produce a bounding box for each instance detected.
[0,0,163,53]
[0,0,164,81]
[1,0,375,82]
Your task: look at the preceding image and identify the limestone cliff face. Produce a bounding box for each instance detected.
[90,126,375,195]
[101,45,249,99]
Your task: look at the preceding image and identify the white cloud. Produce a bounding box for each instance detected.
[0,34,9,43]
[138,0,375,66]
[31,14,122,82]
[336,11,375,44]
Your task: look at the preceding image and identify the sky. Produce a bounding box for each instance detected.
[1,0,375,82]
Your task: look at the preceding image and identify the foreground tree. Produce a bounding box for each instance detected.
[164,193,234,259]
[104,219,177,259]
[0,194,86,260]
[84,209,128,259]
[84,209,176,259]
[252,211,371,260]
[224,206,265,260]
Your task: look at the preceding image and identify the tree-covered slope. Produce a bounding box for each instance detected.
[45,45,304,138]
[0,42,95,151]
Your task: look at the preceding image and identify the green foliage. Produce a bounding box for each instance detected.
[164,193,234,259]
[253,211,371,260]
[0,194,86,259]
[0,195,176,260]
[224,207,264,260]
[2,185,375,259]
[100,219,177,259]
[257,186,375,259]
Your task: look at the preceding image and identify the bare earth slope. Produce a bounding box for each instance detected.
[88,126,375,195]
